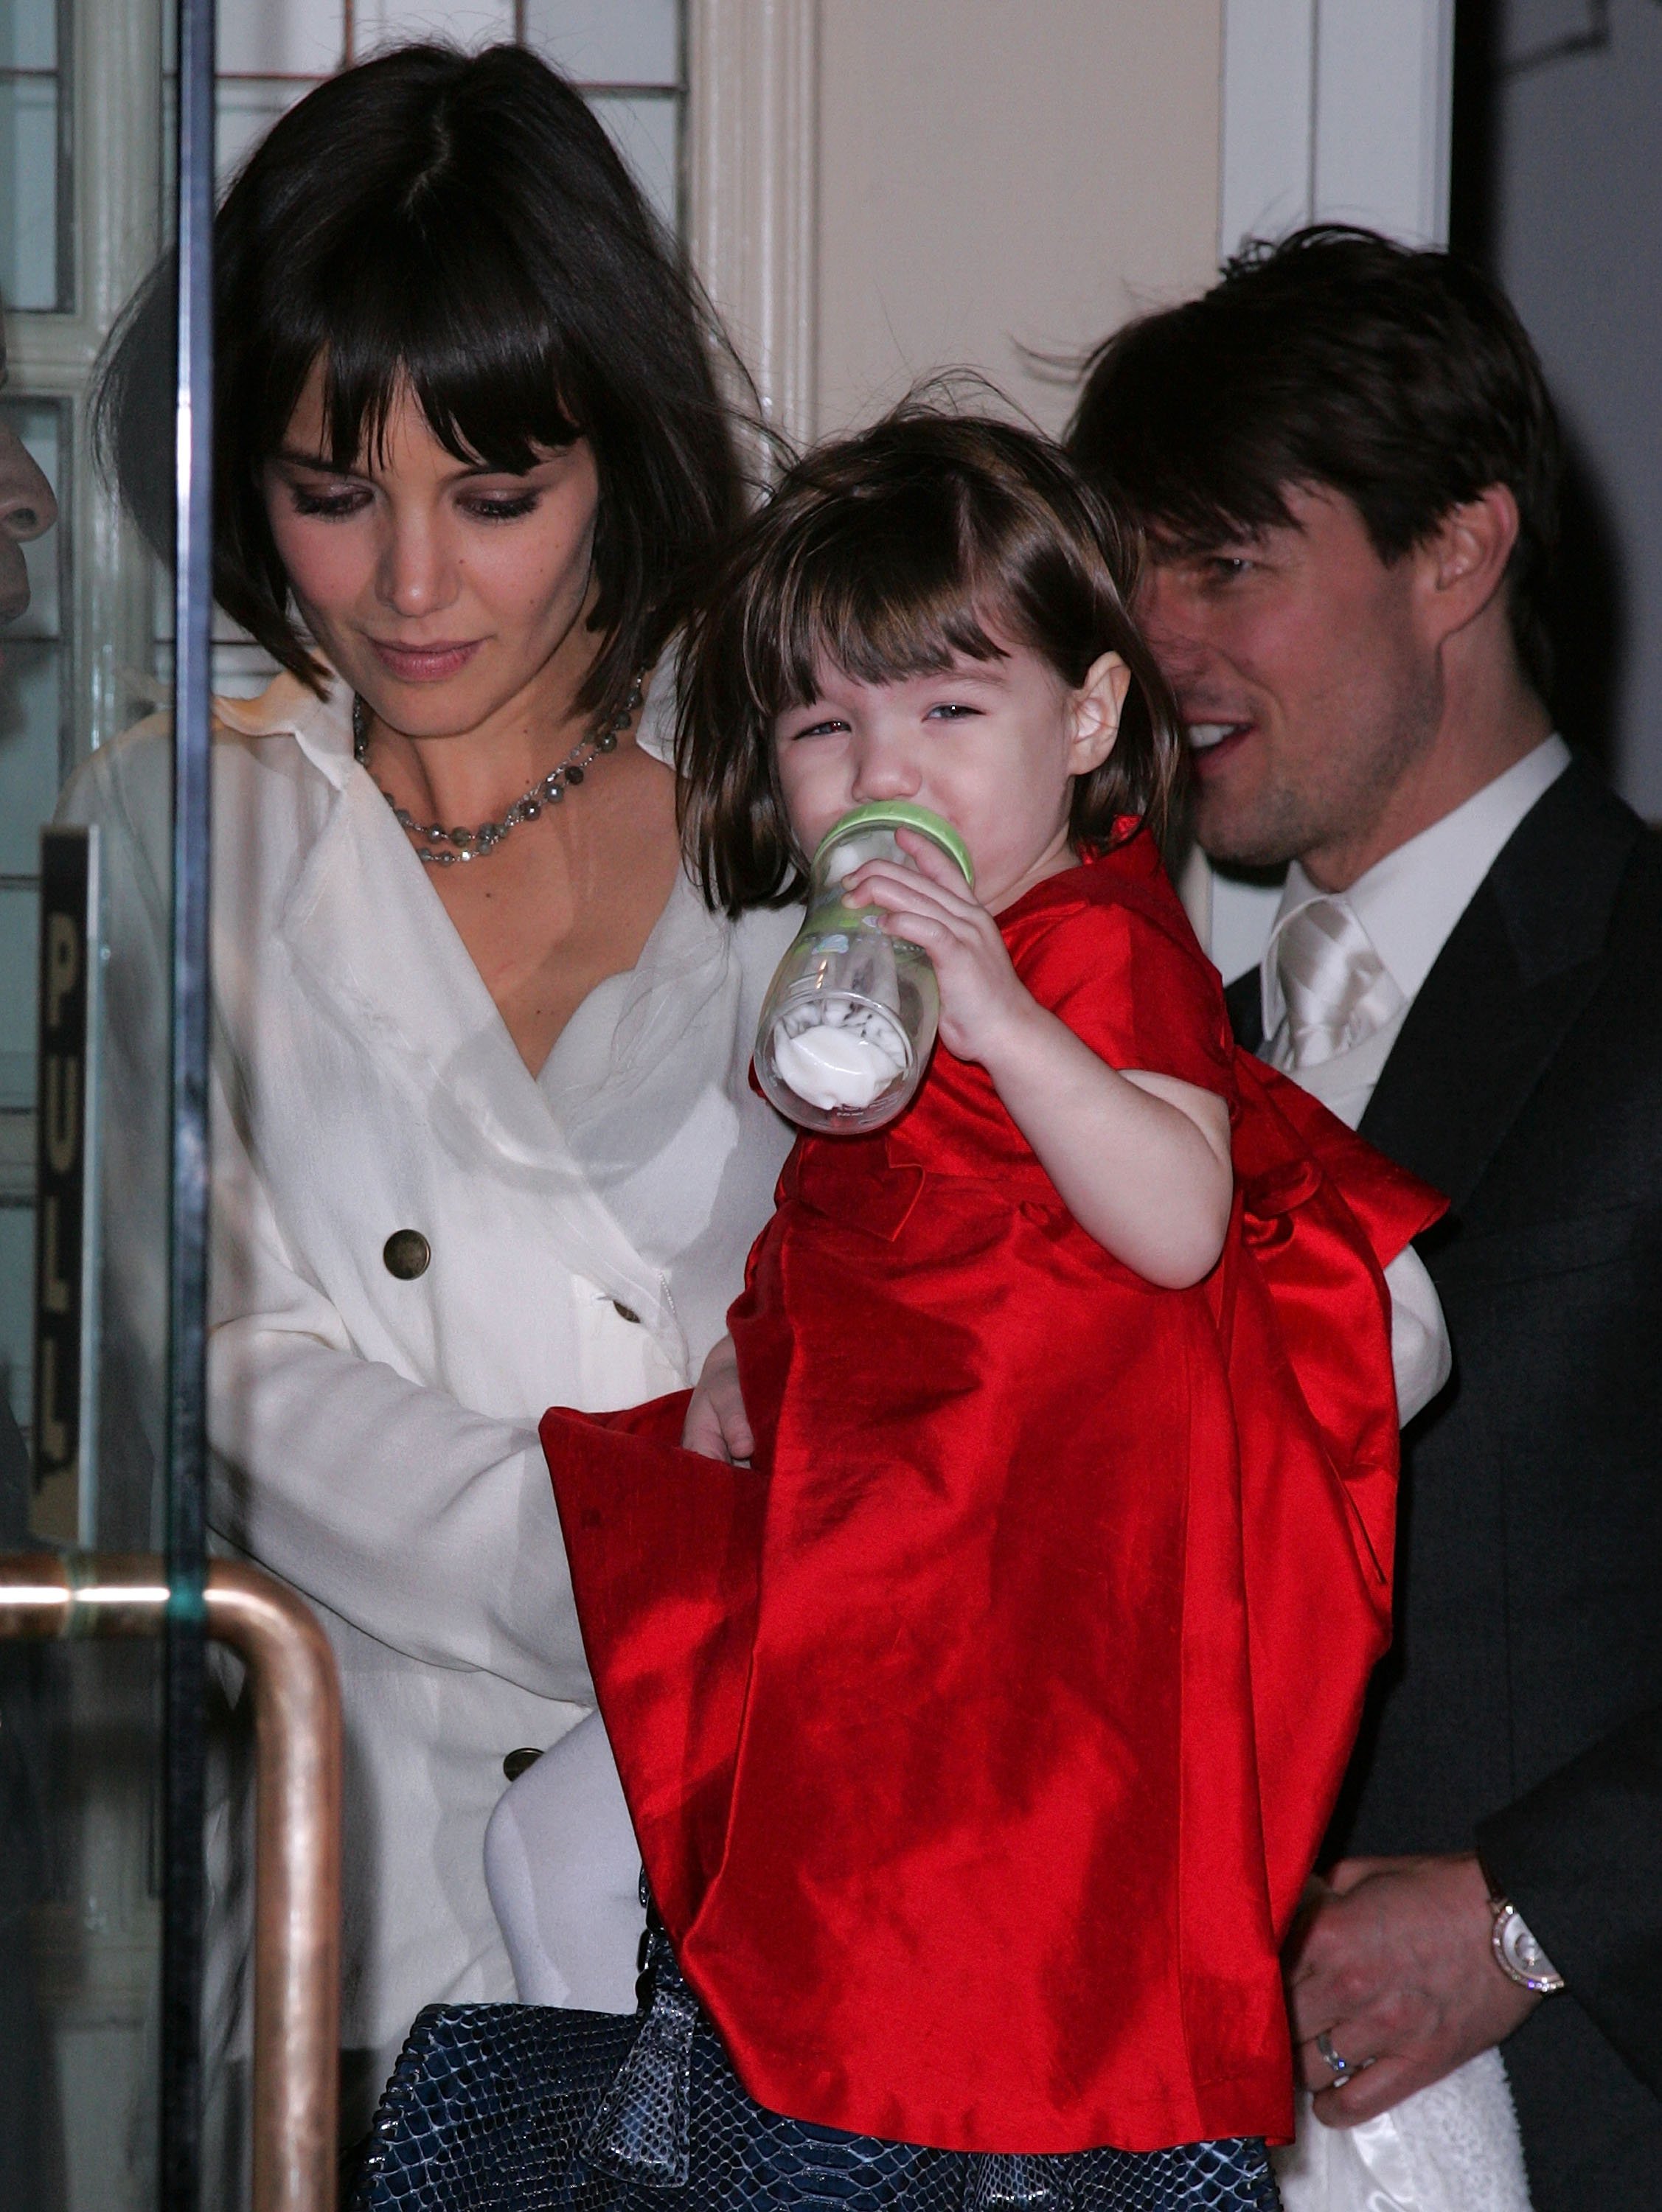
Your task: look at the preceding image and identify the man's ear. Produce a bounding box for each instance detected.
[1419,484,1521,646]
[1070,650,1133,773]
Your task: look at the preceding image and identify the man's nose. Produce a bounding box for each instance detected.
[0,431,58,546]
[1134,571,1211,689]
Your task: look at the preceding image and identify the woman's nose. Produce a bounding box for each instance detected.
[376,518,456,618]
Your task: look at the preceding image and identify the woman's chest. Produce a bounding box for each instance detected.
[423,757,682,1073]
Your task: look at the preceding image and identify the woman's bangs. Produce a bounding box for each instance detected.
[302,216,583,474]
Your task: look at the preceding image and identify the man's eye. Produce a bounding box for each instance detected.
[1206,556,1254,583]
[463,491,540,522]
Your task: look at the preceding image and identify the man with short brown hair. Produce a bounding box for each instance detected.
[1071,226,1662,2210]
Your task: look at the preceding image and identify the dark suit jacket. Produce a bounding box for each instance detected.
[1228,759,1662,2211]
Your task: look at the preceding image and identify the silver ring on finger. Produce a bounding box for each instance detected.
[1317,2028,1363,2086]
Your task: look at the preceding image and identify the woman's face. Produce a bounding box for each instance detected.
[261,363,601,737]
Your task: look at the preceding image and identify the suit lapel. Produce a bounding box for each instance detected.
[1225,967,1264,1053]
[1358,761,1639,1208]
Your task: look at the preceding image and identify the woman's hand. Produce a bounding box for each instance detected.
[681,1332,754,1463]
[844,830,1035,1065]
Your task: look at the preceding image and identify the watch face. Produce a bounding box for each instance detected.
[1496,1907,1565,1992]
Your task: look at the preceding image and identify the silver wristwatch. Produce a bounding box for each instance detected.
[1489,1896,1565,1994]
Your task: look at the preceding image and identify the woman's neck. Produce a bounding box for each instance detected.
[360,625,616,830]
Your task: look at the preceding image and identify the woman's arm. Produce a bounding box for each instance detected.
[849,844,1232,1289]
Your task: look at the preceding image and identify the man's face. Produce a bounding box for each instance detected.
[1138,484,1443,883]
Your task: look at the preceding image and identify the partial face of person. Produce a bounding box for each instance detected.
[1137,484,1442,874]
[0,376,59,630]
[260,364,601,737]
[772,633,1127,913]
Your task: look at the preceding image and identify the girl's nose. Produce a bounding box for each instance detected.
[849,739,922,803]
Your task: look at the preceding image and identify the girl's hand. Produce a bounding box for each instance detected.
[844,830,1036,1066]
[681,1332,754,1463]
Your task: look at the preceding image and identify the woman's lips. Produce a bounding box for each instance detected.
[367,637,482,682]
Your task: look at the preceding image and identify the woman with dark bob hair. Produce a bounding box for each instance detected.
[63,41,796,2174]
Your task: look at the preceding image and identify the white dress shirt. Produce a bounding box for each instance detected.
[1262,737,1573,1124]
[58,667,796,2146]
[1254,737,1571,1423]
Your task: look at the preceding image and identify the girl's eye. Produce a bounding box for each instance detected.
[925,701,978,721]
[462,490,540,522]
[787,716,849,740]
[289,484,369,520]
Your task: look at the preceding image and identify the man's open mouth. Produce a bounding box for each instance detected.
[1186,721,1250,752]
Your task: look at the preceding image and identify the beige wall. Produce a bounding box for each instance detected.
[813,0,1223,439]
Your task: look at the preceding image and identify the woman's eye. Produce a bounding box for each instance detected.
[289,484,369,520]
[462,491,540,522]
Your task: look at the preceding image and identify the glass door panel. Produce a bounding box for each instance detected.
[1,0,192,2204]
[4,7,692,2202]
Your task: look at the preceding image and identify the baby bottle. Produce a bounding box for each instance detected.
[755,801,974,1133]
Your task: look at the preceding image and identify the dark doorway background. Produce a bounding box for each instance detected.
[1450,0,1662,811]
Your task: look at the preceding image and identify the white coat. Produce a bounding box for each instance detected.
[58,667,796,2143]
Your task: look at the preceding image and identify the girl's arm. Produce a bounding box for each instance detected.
[849,842,1232,1290]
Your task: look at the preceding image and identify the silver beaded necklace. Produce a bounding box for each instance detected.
[351,669,645,866]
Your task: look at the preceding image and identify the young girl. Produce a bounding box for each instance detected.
[521,414,1444,2190]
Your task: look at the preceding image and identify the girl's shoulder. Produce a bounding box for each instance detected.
[1003,827,1234,1093]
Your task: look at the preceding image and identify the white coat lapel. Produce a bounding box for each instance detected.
[223,676,682,1331]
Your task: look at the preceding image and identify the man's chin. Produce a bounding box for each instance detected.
[1192,795,1301,875]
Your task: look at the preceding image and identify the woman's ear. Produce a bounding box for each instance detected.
[1069,650,1132,773]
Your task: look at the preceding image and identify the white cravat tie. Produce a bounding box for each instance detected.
[1270,896,1407,1073]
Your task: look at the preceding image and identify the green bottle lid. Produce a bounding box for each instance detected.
[810,801,975,888]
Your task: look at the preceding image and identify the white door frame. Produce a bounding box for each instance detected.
[1221,0,1456,257]
[686,0,820,456]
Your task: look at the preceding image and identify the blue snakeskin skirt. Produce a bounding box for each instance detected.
[352,1926,1280,2212]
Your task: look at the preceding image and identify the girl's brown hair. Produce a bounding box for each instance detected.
[676,406,1183,916]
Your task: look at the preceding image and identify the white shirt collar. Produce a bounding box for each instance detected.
[209,643,682,785]
[1261,734,1572,1040]
[213,664,356,788]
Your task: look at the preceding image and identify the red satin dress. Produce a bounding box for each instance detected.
[540,829,1444,2158]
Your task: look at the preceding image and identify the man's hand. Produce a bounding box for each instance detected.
[1284,1851,1540,2125]
[680,1333,754,1464]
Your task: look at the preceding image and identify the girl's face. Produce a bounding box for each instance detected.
[773,633,1130,912]
[261,361,601,738]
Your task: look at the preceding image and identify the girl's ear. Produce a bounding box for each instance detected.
[1068,650,1132,773]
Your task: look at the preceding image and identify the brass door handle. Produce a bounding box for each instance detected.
[0,1553,342,2212]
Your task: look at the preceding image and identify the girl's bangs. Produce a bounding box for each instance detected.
[757,515,1013,717]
